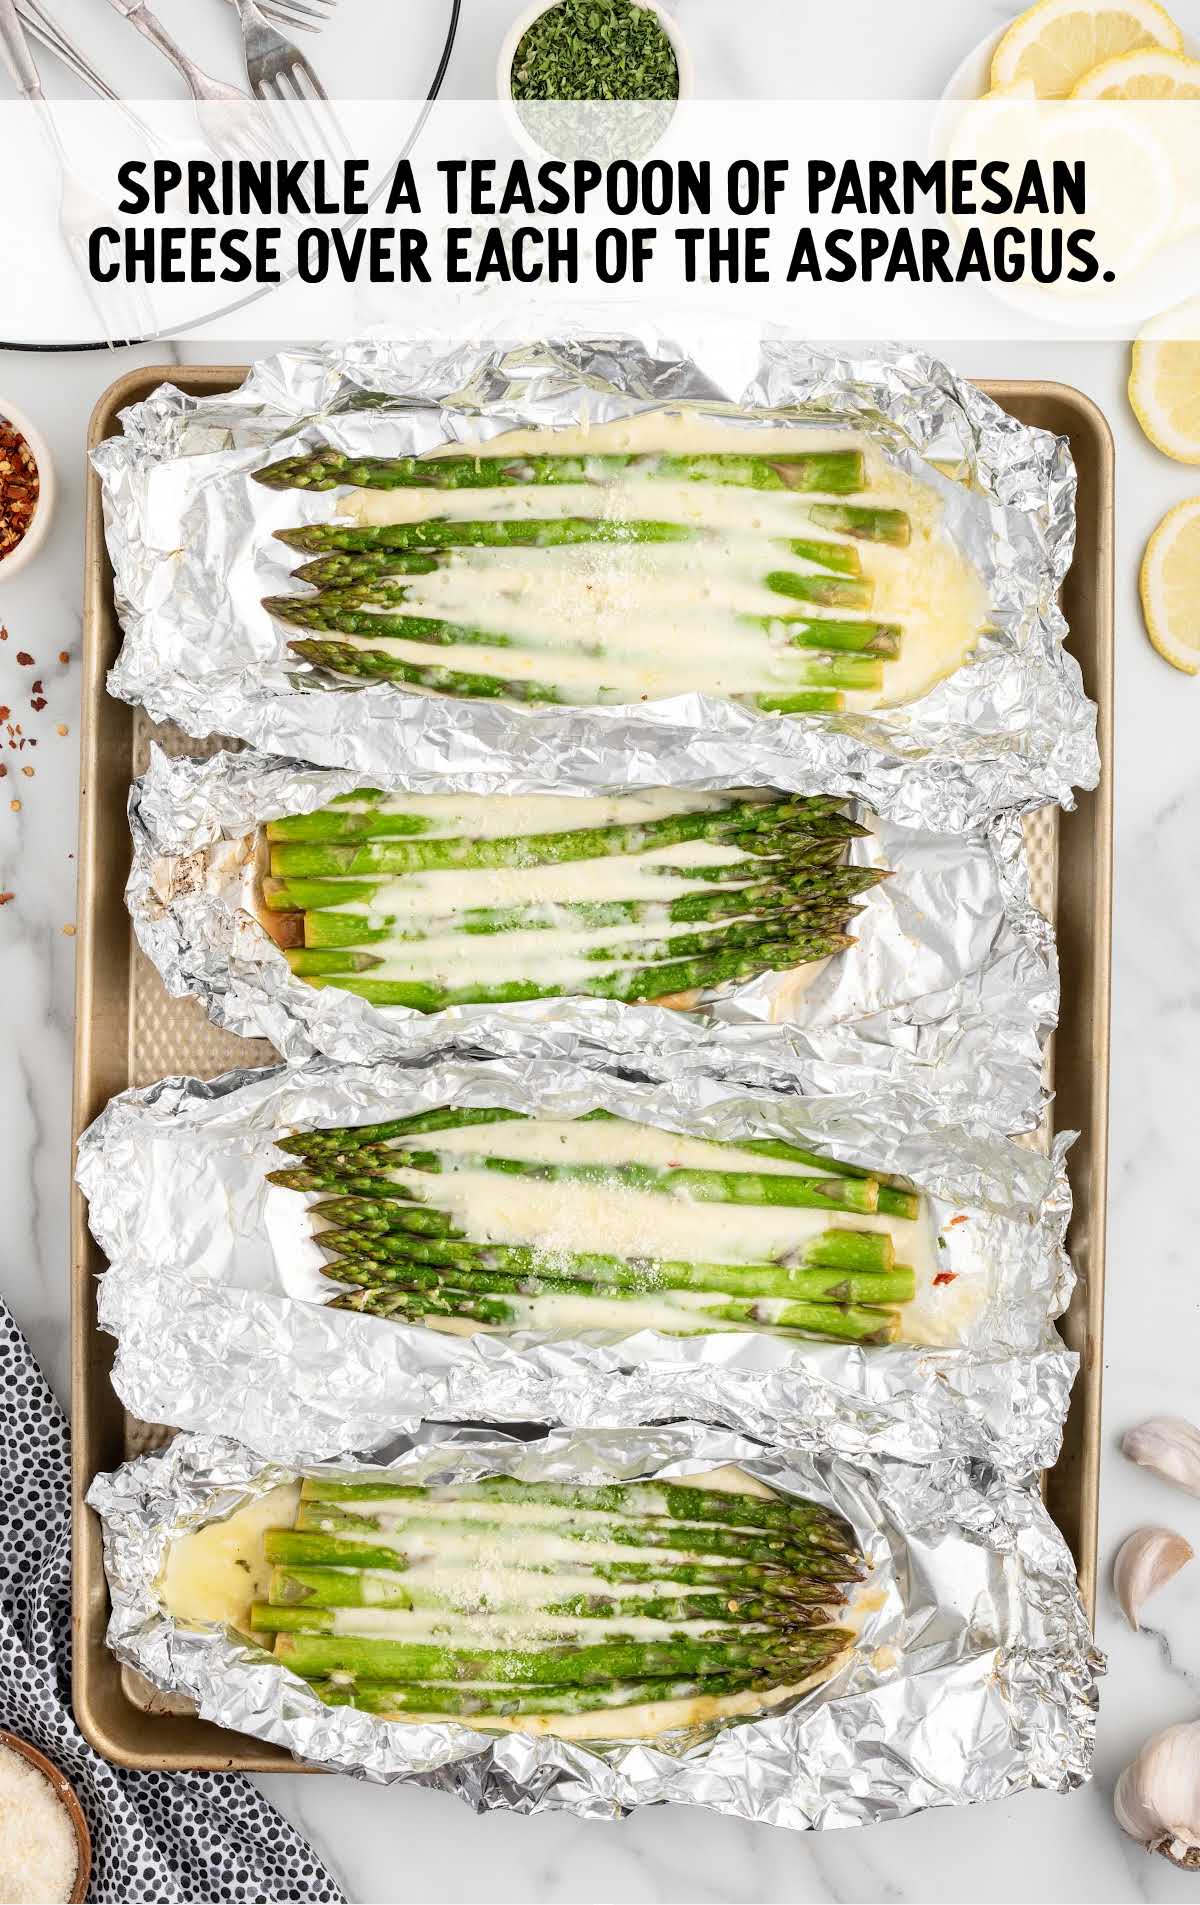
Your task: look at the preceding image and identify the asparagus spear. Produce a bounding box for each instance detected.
[289,636,849,714]
[338,1146,884,1214]
[290,876,879,947]
[268,1567,835,1622]
[284,902,858,977]
[309,1674,781,1717]
[320,1244,914,1311]
[262,1530,852,1598]
[300,524,863,609]
[288,638,577,704]
[294,1501,852,1569]
[745,616,901,656]
[263,860,886,922]
[287,1514,857,1583]
[276,518,700,554]
[253,1602,783,1647]
[328,1281,896,1343]
[804,503,909,544]
[756,692,845,714]
[254,448,868,495]
[310,1205,894,1275]
[266,794,862,858]
[262,788,845,842]
[266,786,844,838]
[282,628,878,697]
[301,931,852,1009]
[274,1629,850,1684]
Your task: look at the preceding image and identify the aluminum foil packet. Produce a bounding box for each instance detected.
[126,744,1057,1134]
[93,337,1098,831]
[76,1055,1076,1474]
[86,1424,1100,1822]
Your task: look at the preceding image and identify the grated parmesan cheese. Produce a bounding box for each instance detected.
[0,1743,78,1904]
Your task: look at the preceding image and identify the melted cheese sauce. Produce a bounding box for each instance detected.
[159,1483,300,1630]
[319,412,986,711]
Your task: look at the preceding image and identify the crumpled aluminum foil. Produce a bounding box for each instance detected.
[76,1055,1076,1475]
[92,337,1098,832]
[125,743,1058,1134]
[86,1424,1101,1820]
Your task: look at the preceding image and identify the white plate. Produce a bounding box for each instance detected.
[933,17,1200,336]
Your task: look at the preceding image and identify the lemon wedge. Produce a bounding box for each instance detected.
[1140,497,1200,671]
[1072,47,1200,93]
[990,0,1183,97]
[1130,301,1200,460]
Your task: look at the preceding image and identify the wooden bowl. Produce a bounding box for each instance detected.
[0,1731,92,1904]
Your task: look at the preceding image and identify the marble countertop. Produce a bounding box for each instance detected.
[4,0,1200,1897]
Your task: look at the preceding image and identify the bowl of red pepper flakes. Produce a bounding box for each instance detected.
[0,400,54,578]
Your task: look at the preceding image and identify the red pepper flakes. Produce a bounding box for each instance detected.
[30,679,42,694]
[945,1213,969,1227]
[56,724,67,736]
[0,892,12,905]
[30,697,45,713]
[15,652,33,667]
[57,650,68,664]
[20,765,33,778]
[933,1271,958,1287]
[0,421,39,558]
[0,707,8,723]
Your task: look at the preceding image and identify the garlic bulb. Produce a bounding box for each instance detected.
[1115,1722,1200,1866]
[1122,1418,1200,1498]
[1113,1527,1193,1628]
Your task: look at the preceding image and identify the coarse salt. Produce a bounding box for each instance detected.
[0,1743,78,1904]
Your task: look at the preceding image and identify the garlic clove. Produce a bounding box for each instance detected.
[1113,1526,1193,1629]
[1122,1418,1200,1498]
[1115,1722,1200,1866]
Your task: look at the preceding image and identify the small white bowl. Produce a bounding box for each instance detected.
[0,398,55,579]
[497,0,693,147]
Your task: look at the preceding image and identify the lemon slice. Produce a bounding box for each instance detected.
[1072,47,1200,93]
[990,0,1183,97]
[1140,497,1200,671]
[1130,301,1200,459]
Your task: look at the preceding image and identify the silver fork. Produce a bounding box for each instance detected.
[0,0,156,343]
[231,0,330,100]
[222,0,336,33]
[106,0,253,100]
[18,0,177,161]
[230,0,349,168]
[106,0,281,165]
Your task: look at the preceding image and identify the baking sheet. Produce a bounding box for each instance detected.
[72,370,1112,1771]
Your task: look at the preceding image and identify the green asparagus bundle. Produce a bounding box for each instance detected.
[259,789,886,1013]
[267,1104,925,1347]
[256,439,913,710]
[247,1469,861,1730]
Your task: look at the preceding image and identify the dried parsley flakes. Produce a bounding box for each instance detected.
[511,0,679,102]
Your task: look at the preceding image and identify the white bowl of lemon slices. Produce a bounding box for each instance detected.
[942,0,1200,675]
